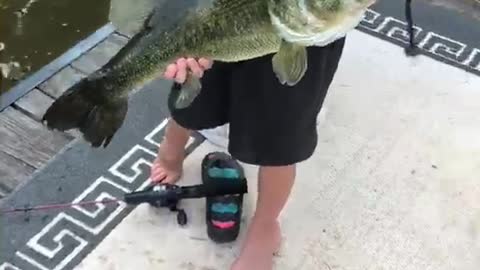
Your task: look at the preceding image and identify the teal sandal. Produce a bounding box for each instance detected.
[201,152,246,243]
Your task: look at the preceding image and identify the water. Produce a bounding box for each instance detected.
[0,0,110,93]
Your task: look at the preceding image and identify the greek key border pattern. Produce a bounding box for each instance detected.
[1,118,201,270]
[358,9,480,76]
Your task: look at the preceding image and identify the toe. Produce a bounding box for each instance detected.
[151,169,166,183]
[150,162,160,174]
[149,157,183,184]
[161,173,179,185]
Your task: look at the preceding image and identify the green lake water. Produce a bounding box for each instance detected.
[0,0,110,93]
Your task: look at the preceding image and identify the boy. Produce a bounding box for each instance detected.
[150,37,346,269]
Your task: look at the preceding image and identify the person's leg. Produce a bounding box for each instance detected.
[151,118,191,184]
[231,165,295,270]
[151,61,233,184]
[228,38,347,269]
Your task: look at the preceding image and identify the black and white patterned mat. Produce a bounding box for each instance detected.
[0,78,204,269]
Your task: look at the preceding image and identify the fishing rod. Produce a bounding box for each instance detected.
[0,198,122,214]
[0,179,248,226]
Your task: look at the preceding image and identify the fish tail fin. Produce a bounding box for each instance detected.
[42,78,128,148]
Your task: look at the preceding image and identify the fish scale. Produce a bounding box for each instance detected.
[105,0,277,91]
[41,0,376,148]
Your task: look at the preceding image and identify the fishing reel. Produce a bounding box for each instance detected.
[123,178,248,227]
[124,184,188,226]
[148,184,188,226]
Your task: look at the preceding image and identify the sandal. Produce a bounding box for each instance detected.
[201,151,246,243]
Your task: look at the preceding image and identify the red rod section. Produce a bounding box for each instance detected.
[0,198,123,215]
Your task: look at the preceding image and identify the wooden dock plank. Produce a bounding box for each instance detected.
[14,87,81,138]
[0,107,73,169]
[14,88,55,121]
[0,150,35,194]
[0,32,131,199]
[109,33,130,46]
[71,33,129,74]
[38,66,87,99]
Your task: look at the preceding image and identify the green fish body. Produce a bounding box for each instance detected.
[42,0,376,147]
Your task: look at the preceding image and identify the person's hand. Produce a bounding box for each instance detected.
[163,57,213,83]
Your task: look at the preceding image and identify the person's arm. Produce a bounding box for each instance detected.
[163,57,213,83]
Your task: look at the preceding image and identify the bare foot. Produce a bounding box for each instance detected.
[150,140,185,184]
[231,220,282,270]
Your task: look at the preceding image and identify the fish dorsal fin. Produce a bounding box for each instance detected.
[109,0,161,36]
[147,0,203,30]
[109,0,205,36]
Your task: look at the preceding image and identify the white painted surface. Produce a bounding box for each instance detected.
[75,30,480,270]
[199,124,230,150]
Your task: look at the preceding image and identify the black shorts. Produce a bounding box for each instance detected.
[168,37,346,166]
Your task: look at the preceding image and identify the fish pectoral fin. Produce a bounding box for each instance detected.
[109,0,158,36]
[174,73,202,109]
[272,40,308,86]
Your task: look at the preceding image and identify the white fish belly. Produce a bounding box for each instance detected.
[269,0,376,46]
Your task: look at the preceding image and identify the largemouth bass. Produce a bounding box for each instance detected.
[42,0,376,147]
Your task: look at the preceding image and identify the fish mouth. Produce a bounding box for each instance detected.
[269,5,368,46]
